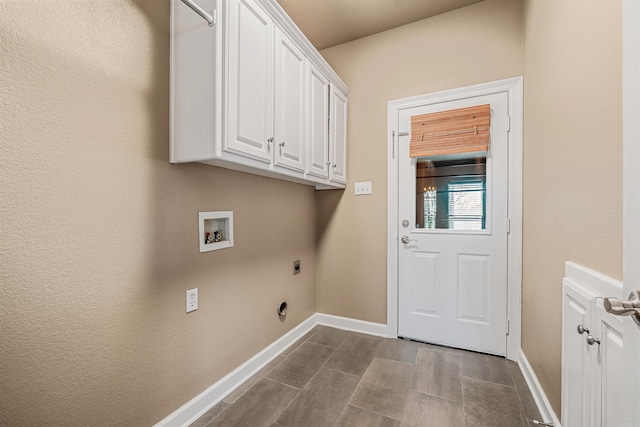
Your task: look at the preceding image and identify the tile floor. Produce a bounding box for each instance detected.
[190,326,542,427]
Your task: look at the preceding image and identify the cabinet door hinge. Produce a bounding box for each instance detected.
[506,218,511,234]
[507,116,511,133]
[506,319,510,335]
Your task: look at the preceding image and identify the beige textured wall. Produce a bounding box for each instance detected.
[317,0,524,323]
[0,1,316,425]
[522,0,622,416]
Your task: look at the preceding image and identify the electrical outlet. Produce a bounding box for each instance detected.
[186,288,198,313]
[354,181,372,195]
[293,260,301,275]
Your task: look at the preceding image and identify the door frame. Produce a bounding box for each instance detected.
[622,0,640,415]
[386,77,523,361]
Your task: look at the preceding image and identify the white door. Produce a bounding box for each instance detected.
[397,92,509,355]
[273,28,306,173]
[306,63,330,179]
[224,0,274,164]
[329,85,347,185]
[561,280,595,427]
[593,302,626,427]
[619,1,640,424]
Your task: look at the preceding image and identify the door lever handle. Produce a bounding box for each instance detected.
[603,290,640,326]
[401,236,417,244]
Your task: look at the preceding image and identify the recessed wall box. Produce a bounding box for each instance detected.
[198,211,234,252]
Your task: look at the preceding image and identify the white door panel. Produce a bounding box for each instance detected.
[329,86,347,184]
[274,28,306,173]
[561,281,594,427]
[593,303,625,427]
[398,92,509,355]
[307,64,330,179]
[225,0,274,163]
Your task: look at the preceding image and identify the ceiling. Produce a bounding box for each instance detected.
[276,0,485,50]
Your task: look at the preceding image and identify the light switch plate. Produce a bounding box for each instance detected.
[186,288,198,313]
[355,181,372,195]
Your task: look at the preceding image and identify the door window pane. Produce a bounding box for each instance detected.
[415,156,487,230]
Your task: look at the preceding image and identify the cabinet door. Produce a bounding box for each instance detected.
[170,0,221,163]
[329,85,347,184]
[225,0,274,164]
[306,63,330,179]
[561,280,595,427]
[273,28,306,173]
[593,303,625,427]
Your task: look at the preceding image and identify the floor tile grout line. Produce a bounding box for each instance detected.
[461,374,517,389]
[323,366,362,379]
[506,365,538,423]
[300,345,338,391]
[347,400,404,422]
[269,383,304,426]
[271,329,346,426]
[223,356,287,405]
[407,387,464,405]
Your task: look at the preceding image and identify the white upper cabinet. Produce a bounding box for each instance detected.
[330,85,348,185]
[170,0,222,163]
[224,0,274,164]
[170,0,349,189]
[306,63,330,179]
[273,28,306,174]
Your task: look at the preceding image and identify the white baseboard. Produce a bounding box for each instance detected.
[518,349,561,427]
[153,314,318,427]
[316,313,388,337]
[154,313,388,427]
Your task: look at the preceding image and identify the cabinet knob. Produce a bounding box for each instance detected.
[279,141,285,148]
[332,163,337,168]
[586,335,601,346]
[577,324,589,335]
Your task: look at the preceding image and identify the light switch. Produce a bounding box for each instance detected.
[355,181,372,195]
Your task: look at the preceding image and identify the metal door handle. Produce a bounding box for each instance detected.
[401,236,417,244]
[577,324,589,335]
[603,290,640,326]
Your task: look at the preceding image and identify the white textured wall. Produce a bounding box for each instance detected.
[0,1,316,425]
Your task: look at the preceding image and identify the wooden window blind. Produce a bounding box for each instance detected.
[410,104,491,158]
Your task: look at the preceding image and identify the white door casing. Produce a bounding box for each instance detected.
[397,93,509,355]
[621,0,640,423]
[387,77,523,361]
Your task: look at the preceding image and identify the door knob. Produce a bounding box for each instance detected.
[603,290,640,326]
[401,236,417,244]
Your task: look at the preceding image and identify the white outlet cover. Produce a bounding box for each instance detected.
[186,288,198,313]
